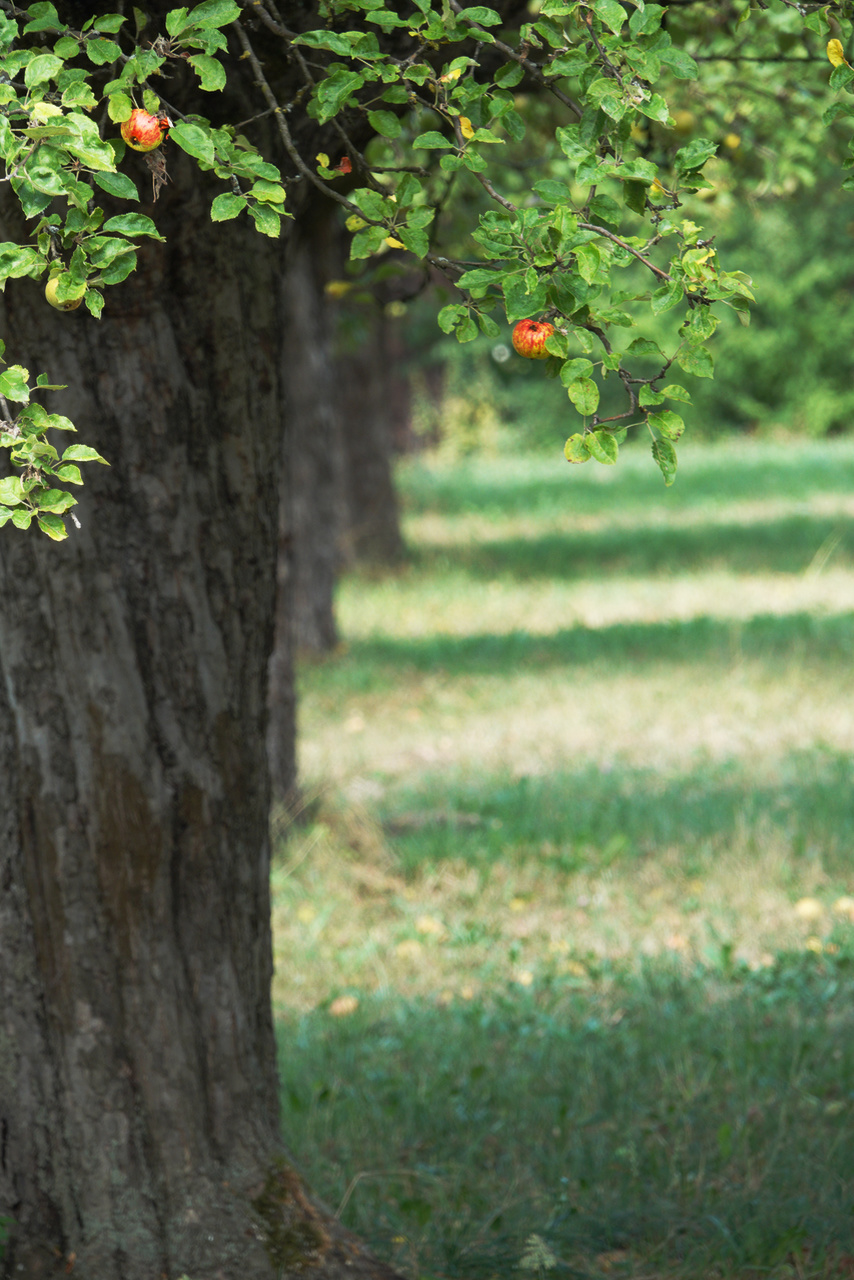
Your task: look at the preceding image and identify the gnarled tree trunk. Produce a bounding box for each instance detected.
[0,141,395,1280]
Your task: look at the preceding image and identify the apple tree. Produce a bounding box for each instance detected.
[1,1,853,1277]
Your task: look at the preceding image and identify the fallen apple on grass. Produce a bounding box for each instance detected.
[121,109,171,152]
[512,318,555,359]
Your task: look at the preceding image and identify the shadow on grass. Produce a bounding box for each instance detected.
[304,610,854,694]
[406,513,854,582]
[399,444,854,520]
[376,748,854,880]
[278,950,854,1278]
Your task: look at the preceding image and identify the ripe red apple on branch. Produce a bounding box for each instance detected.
[121,108,171,152]
[512,318,555,359]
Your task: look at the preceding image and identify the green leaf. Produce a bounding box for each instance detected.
[62,444,109,464]
[292,29,358,55]
[412,131,454,149]
[652,437,677,485]
[54,35,81,58]
[676,345,714,379]
[182,0,240,28]
[681,306,717,342]
[457,6,502,24]
[560,358,594,385]
[830,62,854,91]
[629,4,664,36]
[93,171,139,200]
[502,274,548,323]
[188,53,227,91]
[211,192,247,221]
[368,109,403,138]
[0,243,44,283]
[566,376,599,416]
[650,280,682,315]
[248,180,284,207]
[107,91,134,122]
[457,266,500,296]
[85,38,122,65]
[660,384,692,404]
[0,476,25,505]
[657,45,699,79]
[54,463,84,484]
[456,315,478,342]
[249,202,281,238]
[648,410,685,441]
[100,253,136,285]
[574,243,601,284]
[533,179,570,206]
[0,366,30,403]
[170,121,216,167]
[24,53,64,87]
[12,507,33,529]
[593,0,626,34]
[564,433,591,464]
[314,69,365,123]
[586,429,618,464]
[103,213,164,240]
[165,7,190,35]
[23,3,62,33]
[92,13,126,33]
[32,487,75,513]
[36,511,68,540]
[675,138,718,173]
[438,304,466,334]
[398,226,429,257]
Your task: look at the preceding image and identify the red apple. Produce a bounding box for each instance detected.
[121,109,171,152]
[512,318,555,359]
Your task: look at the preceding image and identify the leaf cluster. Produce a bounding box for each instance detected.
[0,0,851,537]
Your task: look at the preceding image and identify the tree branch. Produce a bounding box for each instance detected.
[578,223,672,281]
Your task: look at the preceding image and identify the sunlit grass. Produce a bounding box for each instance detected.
[276,438,854,1279]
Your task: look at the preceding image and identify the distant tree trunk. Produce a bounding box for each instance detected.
[0,146,396,1280]
[283,202,346,654]
[339,305,407,566]
[267,203,342,801]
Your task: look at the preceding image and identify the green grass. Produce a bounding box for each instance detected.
[274,439,854,1280]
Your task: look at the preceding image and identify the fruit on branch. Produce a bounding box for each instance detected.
[512,318,555,359]
[121,109,171,152]
[45,276,83,311]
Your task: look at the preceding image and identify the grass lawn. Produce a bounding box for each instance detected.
[273,438,854,1280]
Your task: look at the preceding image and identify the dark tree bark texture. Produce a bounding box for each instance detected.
[0,146,288,1277]
[0,63,398,1280]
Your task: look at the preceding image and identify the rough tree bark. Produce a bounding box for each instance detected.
[0,90,397,1280]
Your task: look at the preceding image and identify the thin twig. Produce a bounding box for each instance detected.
[230,18,371,221]
[578,222,672,281]
[448,0,582,120]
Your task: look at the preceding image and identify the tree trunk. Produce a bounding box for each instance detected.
[0,147,395,1280]
[339,306,407,567]
[284,204,346,655]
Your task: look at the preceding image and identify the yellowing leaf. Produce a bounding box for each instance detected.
[440,67,462,83]
[827,39,847,67]
[324,280,352,298]
[459,116,475,140]
[316,152,330,168]
[384,236,405,249]
[345,214,367,232]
